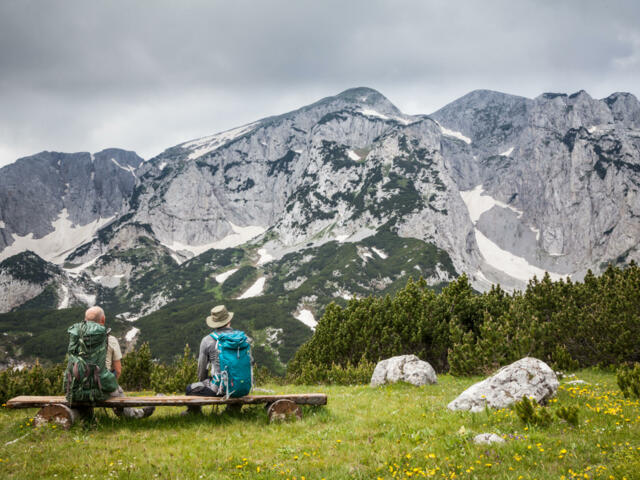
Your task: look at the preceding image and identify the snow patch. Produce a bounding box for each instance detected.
[0,220,5,229]
[294,309,317,330]
[361,108,390,120]
[435,121,472,144]
[474,230,563,283]
[460,185,523,223]
[58,284,70,309]
[335,234,350,243]
[371,247,388,259]
[165,223,265,257]
[184,123,257,160]
[347,150,361,161]
[360,108,412,125]
[110,158,136,177]
[257,248,274,266]
[158,161,168,171]
[238,277,266,299]
[500,147,514,157]
[0,209,114,264]
[215,268,238,284]
[461,185,563,284]
[125,327,140,342]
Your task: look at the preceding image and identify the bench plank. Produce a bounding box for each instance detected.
[6,394,327,409]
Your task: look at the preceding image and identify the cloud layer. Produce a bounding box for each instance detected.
[1,0,639,165]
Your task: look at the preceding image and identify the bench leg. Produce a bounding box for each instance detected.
[267,399,302,423]
[34,404,81,430]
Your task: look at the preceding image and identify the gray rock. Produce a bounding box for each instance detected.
[447,357,559,412]
[370,354,437,387]
[473,433,505,445]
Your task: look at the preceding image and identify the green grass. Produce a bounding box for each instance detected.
[1,370,639,479]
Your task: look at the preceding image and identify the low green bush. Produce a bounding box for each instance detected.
[290,359,375,385]
[555,405,580,426]
[513,396,552,426]
[150,344,198,394]
[617,362,640,399]
[0,361,64,404]
[118,342,153,391]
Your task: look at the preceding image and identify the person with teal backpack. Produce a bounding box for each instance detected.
[184,305,253,414]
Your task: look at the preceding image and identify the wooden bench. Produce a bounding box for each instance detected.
[6,394,327,428]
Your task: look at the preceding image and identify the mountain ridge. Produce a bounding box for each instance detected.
[1,86,640,368]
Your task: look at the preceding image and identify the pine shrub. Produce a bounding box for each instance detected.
[0,361,64,404]
[555,405,580,426]
[119,342,153,391]
[150,344,198,394]
[617,363,640,399]
[513,396,552,426]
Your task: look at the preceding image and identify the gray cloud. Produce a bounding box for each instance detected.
[1,0,639,166]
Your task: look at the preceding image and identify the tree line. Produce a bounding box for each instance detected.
[287,263,640,382]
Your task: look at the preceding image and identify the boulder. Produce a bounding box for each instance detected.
[447,357,558,412]
[473,433,505,445]
[370,355,437,387]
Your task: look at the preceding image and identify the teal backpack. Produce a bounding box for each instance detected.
[64,321,118,403]
[210,330,252,398]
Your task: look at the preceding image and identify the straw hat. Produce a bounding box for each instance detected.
[206,305,234,329]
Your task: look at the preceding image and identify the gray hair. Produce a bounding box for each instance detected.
[85,306,105,323]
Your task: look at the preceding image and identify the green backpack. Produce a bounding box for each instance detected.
[63,321,118,403]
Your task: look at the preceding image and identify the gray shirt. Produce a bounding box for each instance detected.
[197,327,234,381]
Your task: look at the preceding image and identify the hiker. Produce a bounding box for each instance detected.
[183,305,252,414]
[84,306,154,419]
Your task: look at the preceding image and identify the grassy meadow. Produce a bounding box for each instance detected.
[1,370,639,480]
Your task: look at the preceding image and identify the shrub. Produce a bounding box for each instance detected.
[0,361,64,404]
[555,405,580,426]
[513,396,552,426]
[150,344,198,394]
[617,363,640,399]
[119,342,153,391]
[253,365,284,387]
[290,359,375,385]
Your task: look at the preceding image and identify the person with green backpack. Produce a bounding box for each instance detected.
[183,305,253,414]
[64,306,154,419]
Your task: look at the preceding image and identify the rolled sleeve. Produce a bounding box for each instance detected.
[106,336,123,371]
[197,336,210,381]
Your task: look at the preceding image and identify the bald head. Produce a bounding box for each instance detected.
[85,306,105,325]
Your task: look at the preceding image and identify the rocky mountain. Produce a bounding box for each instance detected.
[1,86,639,369]
[0,149,142,263]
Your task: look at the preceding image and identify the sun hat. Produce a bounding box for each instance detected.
[206,305,234,329]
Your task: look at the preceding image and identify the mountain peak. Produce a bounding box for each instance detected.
[334,87,386,102]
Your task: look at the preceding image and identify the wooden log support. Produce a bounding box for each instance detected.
[267,399,302,422]
[34,404,80,430]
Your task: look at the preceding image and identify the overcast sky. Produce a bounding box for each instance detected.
[1,0,639,167]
